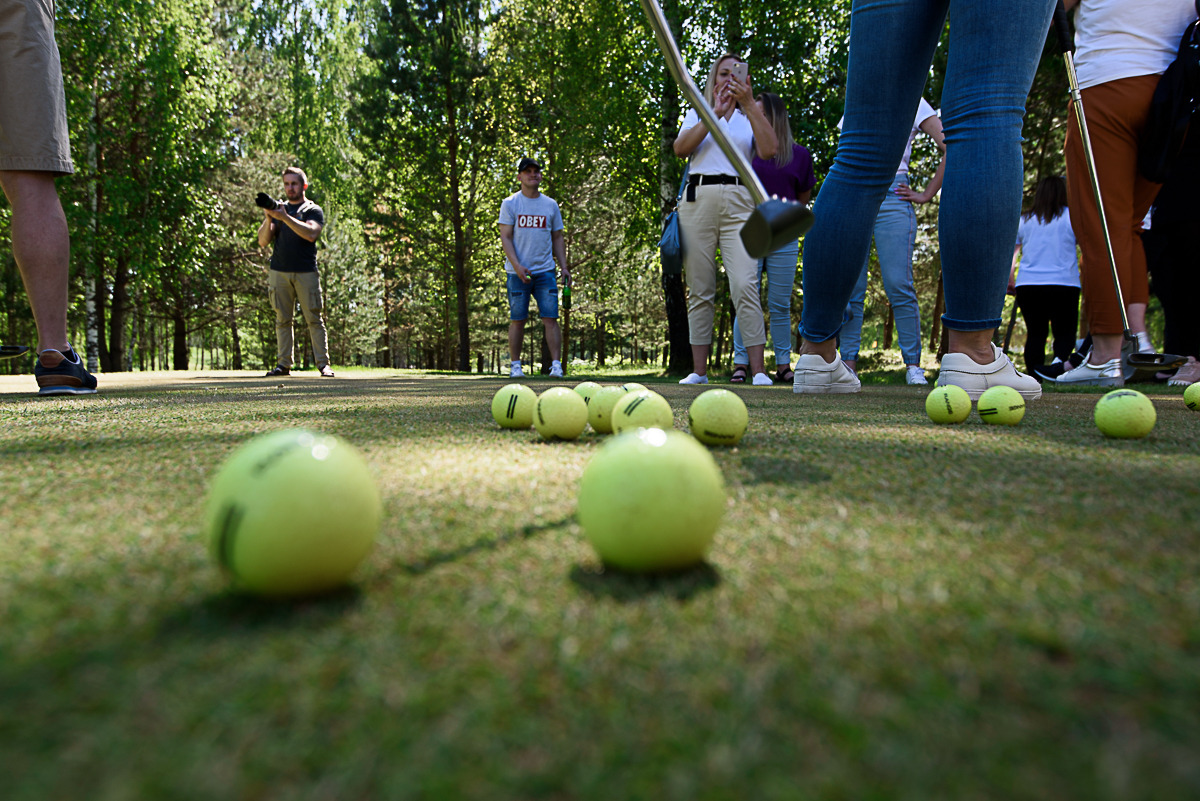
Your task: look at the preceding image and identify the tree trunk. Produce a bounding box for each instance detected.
[173,309,188,370]
[108,254,129,372]
[228,286,242,371]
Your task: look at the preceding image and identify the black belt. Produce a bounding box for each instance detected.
[686,174,742,202]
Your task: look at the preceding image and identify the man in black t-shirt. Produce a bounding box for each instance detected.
[257,166,333,376]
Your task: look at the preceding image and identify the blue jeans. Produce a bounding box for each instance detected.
[731,239,799,368]
[507,271,558,321]
[839,175,922,364]
[799,0,1056,345]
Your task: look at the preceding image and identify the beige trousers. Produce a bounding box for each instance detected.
[269,269,330,369]
[678,183,765,346]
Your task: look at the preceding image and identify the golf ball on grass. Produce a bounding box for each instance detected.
[577,428,725,572]
[205,429,382,598]
[534,386,589,440]
[620,382,648,393]
[688,389,749,446]
[587,385,629,434]
[573,381,603,407]
[611,389,675,434]
[1094,389,1156,439]
[1184,382,1200,411]
[976,385,1026,426]
[491,383,537,429]
[926,385,971,424]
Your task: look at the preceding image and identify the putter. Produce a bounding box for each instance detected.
[1,345,29,360]
[1054,1,1186,371]
[638,0,814,259]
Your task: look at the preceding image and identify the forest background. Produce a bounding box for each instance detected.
[0,0,1078,377]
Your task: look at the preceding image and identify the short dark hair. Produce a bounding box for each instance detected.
[283,166,308,186]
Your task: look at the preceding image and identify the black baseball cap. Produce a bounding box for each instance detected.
[516,157,542,173]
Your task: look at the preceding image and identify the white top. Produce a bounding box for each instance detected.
[678,108,755,175]
[1014,210,1080,288]
[1074,0,1197,89]
[838,97,937,176]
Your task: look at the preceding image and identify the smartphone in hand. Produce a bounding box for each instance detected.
[729,61,748,85]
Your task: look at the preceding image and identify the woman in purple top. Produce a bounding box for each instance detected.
[731,93,816,383]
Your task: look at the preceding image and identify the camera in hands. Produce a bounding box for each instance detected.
[255,192,282,211]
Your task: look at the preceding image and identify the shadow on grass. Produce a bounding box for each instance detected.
[739,455,833,485]
[568,562,721,603]
[157,586,364,640]
[397,517,572,576]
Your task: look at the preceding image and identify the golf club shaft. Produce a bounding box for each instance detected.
[638,0,769,205]
[1053,1,1135,339]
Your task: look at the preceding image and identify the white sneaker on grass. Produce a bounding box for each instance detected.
[906,366,928,385]
[549,362,564,378]
[793,354,861,394]
[678,372,708,385]
[936,343,1041,401]
[510,364,525,378]
[1042,357,1124,388]
[752,372,773,386]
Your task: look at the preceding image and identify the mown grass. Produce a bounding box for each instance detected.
[1,368,1198,801]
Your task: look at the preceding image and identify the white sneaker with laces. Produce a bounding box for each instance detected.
[906,366,928,385]
[678,372,708,385]
[936,343,1041,400]
[752,372,773,386]
[793,353,861,394]
[549,363,564,378]
[510,364,525,378]
[1042,356,1123,387]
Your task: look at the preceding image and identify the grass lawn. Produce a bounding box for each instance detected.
[1,367,1198,800]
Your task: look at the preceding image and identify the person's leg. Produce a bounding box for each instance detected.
[1053,286,1081,363]
[731,260,766,372]
[873,178,922,366]
[268,269,297,370]
[506,273,532,373]
[799,0,949,361]
[679,184,721,378]
[838,254,872,369]
[763,240,799,371]
[721,186,767,380]
[294,270,330,370]
[529,270,562,372]
[1015,285,1050,372]
[1065,75,1161,366]
[931,0,1054,400]
[0,171,69,353]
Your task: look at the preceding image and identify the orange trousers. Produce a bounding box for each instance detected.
[1064,74,1161,335]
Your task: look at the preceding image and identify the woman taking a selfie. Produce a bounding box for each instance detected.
[674,54,778,386]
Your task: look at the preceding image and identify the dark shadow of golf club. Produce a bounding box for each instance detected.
[156,585,364,641]
[395,517,572,576]
[568,562,721,603]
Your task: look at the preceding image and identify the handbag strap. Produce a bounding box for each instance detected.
[676,161,690,202]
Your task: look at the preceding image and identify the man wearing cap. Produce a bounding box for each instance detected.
[499,157,569,378]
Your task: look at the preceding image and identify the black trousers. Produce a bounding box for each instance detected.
[1014,285,1080,372]
[1144,222,1200,359]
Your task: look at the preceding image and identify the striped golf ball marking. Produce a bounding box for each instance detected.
[505,393,520,419]
[978,403,1022,418]
[620,396,648,416]
[216,502,245,576]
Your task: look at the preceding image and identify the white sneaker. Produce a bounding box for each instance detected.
[510,364,525,378]
[906,366,928,385]
[793,353,861,394]
[751,372,773,386]
[937,343,1041,401]
[549,363,564,378]
[678,372,708,385]
[1043,357,1124,387]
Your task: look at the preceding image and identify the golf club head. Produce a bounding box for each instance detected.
[0,345,29,360]
[1127,351,1188,370]
[740,198,815,259]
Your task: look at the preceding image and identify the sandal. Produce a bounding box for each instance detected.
[774,365,794,383]
[730,366,748,384]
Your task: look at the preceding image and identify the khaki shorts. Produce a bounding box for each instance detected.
[0,0,73,175]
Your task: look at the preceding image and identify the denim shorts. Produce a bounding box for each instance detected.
[507,271,558,321]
